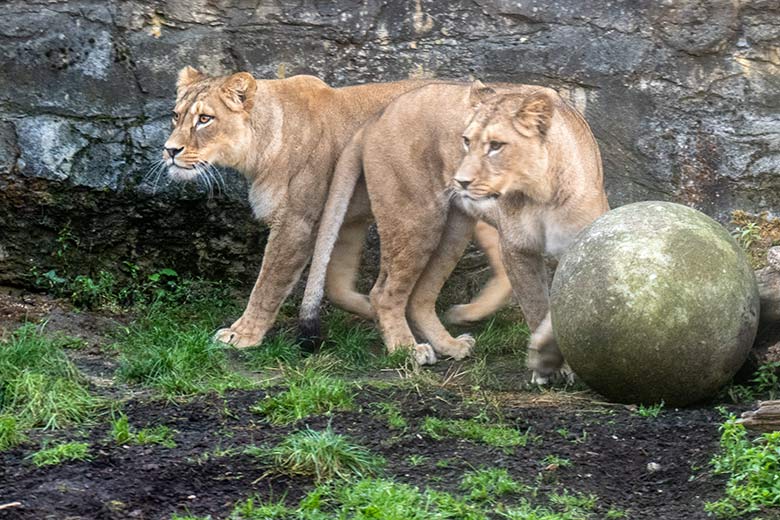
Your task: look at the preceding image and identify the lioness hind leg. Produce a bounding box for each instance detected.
[369,219,444,366]
[408,208,477,360]
[445,221,512,324]
[325,220,374,320]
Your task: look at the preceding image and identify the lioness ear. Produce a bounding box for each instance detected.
[221,72,257,112]
[515,92,554,137]
[468,80,496,108]
[177,66,204,90]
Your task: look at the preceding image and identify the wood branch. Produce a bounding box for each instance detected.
[0,502,21,511]
[757,247,780,325]
[738,400,780,432]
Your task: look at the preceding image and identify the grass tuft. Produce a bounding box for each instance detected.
[230,496,291,519]
[252,366,354,424]
[422,416,536,453]
[31,441,91,467]
[110,413,176,448]
[261,426,383,482]
[0,324,101,430]
[460,467,525,502]
[0,415,26,451]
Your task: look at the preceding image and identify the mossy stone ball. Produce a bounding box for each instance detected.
[550,201,759,406]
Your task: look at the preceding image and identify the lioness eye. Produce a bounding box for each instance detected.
[171,112,178,123]
[198,114,214,125]
[462,136,470,148]
[489,141,504,152]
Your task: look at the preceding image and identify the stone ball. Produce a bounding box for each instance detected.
[550,201,759,406]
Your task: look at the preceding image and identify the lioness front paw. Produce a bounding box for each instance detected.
[413,343,438,365]
[450,333,476,360]
[530,365,576,386]
[213,327,264,349]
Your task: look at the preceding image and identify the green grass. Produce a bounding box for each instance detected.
[110,413,176,448]
[422,416,537,453]
[460,468,526,502]
[0,415,26,451]
[705,416,780,517]
[230,496,290,519]
[303,478,486,520]
[260,426,383,482]
[472,310,530,357]
[251,365,354,424]
[320,309,382,369]
[31,441,91,467]
[634,402,664,418]
[0,324,101,430]
[242,330,302,369]
[115,299,251,396]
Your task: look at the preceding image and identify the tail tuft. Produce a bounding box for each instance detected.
[297,317,323,354]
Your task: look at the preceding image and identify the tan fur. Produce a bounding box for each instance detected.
[302,81,608,371]
[163,69,509,348]
[454,83,609,382]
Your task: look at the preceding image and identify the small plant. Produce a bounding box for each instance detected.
[252,367,354,424]
[230,496,291,519]
[542,455,573,469]
[0,415,26,451]
[31,441,91,467]
[422,416,536,453]
[635,401,664,418]
[406,454,428,467]
[261,426,383,482]
[370,402,408,430]
[732,221,761,250]
[460,468,525,502]
[436,458,453,469]
[705,416,780,517]
[605,507,629,519]
[110,413,176,448]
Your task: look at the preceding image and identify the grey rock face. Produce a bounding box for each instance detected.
[0,0,778,288]
[550,202,760,406]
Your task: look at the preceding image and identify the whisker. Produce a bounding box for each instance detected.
[206,163,227,196]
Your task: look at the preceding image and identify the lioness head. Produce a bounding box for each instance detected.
[453,81,555,205]
[163,66,257,181]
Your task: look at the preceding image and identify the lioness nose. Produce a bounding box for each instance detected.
[456,179,472,189]
[165,147,184,158]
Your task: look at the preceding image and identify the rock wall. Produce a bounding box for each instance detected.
[1,0,778,288]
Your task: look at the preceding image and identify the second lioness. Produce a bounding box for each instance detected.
[301,81,608,377]
[162,68,510,349]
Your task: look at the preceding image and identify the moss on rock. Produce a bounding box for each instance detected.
[551,201,759,406]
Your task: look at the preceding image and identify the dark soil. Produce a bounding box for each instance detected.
[0,289,754,519]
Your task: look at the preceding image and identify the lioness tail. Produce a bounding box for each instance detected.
[298,128,366,345]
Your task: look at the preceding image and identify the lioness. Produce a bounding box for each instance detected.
[162,68,509,348]
[300,81,608,378]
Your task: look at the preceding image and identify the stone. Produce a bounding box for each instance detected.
[550,201,760,407]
